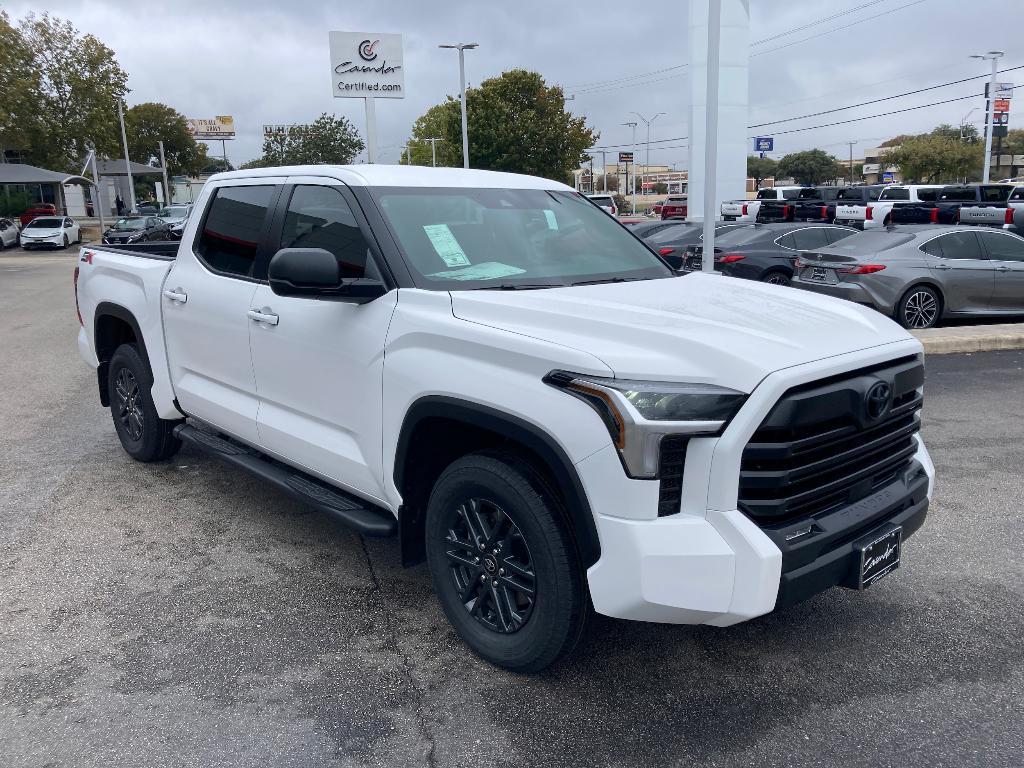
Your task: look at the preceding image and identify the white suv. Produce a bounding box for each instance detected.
[586,193,618,216]
[75,165,934,671]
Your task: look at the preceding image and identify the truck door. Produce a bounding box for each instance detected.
[162,181,282,444]
[248,179,397,503]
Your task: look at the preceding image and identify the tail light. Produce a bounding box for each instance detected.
[1006,208,1015,225]
[838,264,886,274]
[929,208,939,223]
[782,204,792,219]
[866,206,874,221]
[658,247,675,256]
[741,204,748,216]
[955,208,961,223]
[719,254,746,264]
[820,205,829,219]
[73,266,82,325]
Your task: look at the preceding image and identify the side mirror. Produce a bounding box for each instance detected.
[268,248,387,303]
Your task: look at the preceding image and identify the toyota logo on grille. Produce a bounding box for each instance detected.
[865,381,892,421]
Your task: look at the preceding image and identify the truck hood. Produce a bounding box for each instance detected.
[450,273,914,392]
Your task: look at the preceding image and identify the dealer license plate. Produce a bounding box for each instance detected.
[855,524,902,588]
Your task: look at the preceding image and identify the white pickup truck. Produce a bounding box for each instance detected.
[75,165,934,671]
[721,186,804,222]
[956,185,1024,231]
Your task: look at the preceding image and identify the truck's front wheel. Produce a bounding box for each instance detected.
[107,343,181,462]
[425,453,587,672]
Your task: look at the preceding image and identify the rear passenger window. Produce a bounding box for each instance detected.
[196,185,275,277]
[280,185,374,279]
[921,238,944,258]
[982,186,1011,203]
[791,228,831,250]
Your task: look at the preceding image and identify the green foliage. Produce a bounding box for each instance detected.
[125,102,206,176]
[405,69,597,181]
[777,149,843,185]
[746,155,778,186]
[0,11,38,155]
[0,190,32,217]
[7,12,128,172]
[651,182,668,195]
[882,133,982,183]
[244,113,364,169]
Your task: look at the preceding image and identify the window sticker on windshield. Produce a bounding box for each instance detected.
[544,210,558,230]
[423,223,471,267]
[428,262,527,281]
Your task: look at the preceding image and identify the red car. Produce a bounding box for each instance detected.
[652,199,666,215]
[661,196,688,220]
[20,204,58,228]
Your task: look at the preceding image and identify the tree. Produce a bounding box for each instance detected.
[776,149,843,185]
[14,13,128,171]
[405,69,597,181]
[242,113,364,168]
[747,155,778,187]
[125,102,206,176]
[0,11,38,156]
[882,133,981,183]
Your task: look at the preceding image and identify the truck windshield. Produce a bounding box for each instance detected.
[372,187,672,289]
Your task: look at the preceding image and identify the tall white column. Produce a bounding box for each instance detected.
[687,0,749,223]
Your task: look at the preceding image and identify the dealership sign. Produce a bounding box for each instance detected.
[187,116,236,139]
[328,32,405,99]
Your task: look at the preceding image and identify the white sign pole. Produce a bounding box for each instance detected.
[701,0,722,274]
[365,97,378,163]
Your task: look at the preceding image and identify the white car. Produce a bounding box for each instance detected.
[586,193,618,216]
[721,186,804,223]
[0,217,20,248]
[75,165,933,672]
[19,216,81,249]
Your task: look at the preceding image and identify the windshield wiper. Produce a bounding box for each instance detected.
[569,276,645,287]
[472,283,563,290]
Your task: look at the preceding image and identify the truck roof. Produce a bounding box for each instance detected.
[206,164,576,191]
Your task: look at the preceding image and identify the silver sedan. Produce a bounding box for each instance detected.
[790,225,1024,329]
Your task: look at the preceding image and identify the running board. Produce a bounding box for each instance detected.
[173,424,397,537]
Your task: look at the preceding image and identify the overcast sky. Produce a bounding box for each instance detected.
[8,0,1022,168]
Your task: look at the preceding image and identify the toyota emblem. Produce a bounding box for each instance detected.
[865,381,892,421]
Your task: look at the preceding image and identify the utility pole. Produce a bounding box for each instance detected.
[848,140,856,185]
[402,144,412,165]
[971,50,1004,183]
[623,121,638,214]
[439,43,479,169]
[598,150,608,191]
[117,100,136,213]
[425,137,443,167]
[158,141,170,206]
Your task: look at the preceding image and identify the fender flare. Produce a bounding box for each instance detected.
[93,302,150,406]
[394,396,601,569]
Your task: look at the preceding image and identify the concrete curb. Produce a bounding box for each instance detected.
[913,323,1024,355]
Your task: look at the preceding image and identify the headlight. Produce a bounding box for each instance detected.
[127,233,142,242]
[545,371,747,478]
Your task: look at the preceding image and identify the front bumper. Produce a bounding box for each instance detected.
[20,236,63,248]
[579,341,933,626]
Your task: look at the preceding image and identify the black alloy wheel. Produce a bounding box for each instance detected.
[107,343,181,462]
[761,271,791,286]
[444,497,537,634]
[113,367,145,442]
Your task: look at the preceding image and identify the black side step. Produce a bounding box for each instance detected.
[174,424,397,537]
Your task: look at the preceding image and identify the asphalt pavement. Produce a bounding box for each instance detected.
[1,252,1022,768]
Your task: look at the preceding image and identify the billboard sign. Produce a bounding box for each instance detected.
[994,99,1011,113]
[262,124,301,138]
[995,82,1014,99]
[187,116,235,139]
[754,136,774,152]
[618,151,634,163]
[329,32,404,99]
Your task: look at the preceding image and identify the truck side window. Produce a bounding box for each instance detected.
[280,185,372,279]
[196,185,275,278]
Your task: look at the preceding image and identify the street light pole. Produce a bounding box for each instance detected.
[631,111,666,197]
[439,43,479,169]
[847,140,856,185]
[426,137,443,167]
[117,100,136,213]
[971,50,1004,183]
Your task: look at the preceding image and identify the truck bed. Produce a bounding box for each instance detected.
[86,241,179,260]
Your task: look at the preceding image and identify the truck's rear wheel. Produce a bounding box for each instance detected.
[107,343,181,462]
[425,452,586,672]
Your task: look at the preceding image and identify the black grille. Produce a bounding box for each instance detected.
[738,356,923,525]
[657,435,689,516]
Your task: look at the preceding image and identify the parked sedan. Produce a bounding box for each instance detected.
[682,222,858,284]
[19,203,58,228]
[0,217,20,248]
[157,204,192,227]
[102,216,172,245]
[18,216,81,249]
[646,222,749,269]
[791,225,1024,329]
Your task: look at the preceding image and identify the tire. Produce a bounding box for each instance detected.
[107,343,181,462]
[896,285,942,330]
[62,234,69,248]
[761,270,791,286]
[425,452,587,672]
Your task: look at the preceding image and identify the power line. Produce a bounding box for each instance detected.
[750,0,890,46]
[751,0,930,58]
[563,64,687,93]
[749,64,1024,128]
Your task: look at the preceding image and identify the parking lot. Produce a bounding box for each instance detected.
[1,251,1022,768]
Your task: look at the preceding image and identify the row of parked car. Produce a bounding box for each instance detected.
[627,216,1024,330]
[0,203,195,251]
[722,182,1024,232]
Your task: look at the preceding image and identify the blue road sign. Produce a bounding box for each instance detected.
[754,137,774,152]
